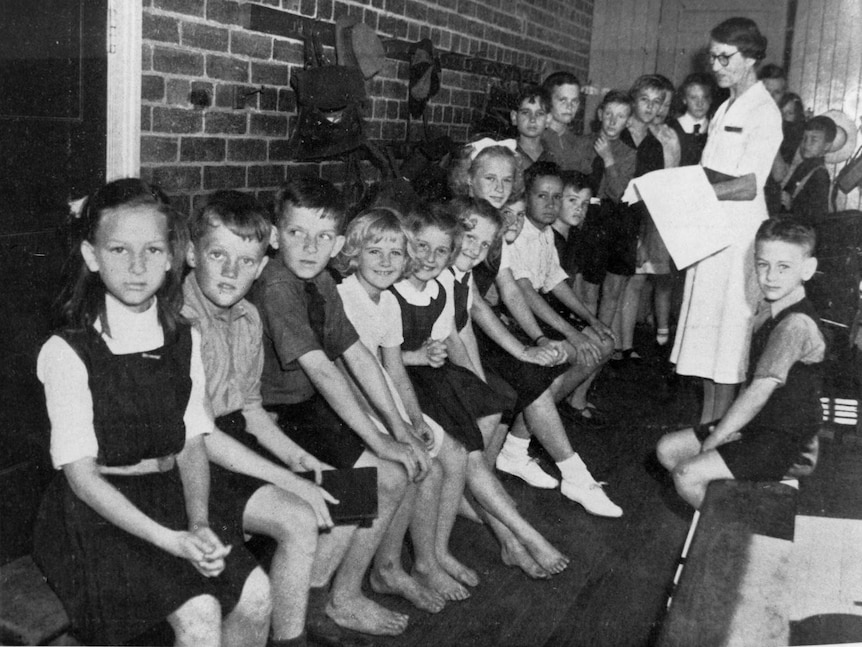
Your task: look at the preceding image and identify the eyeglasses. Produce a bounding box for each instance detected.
[709,50,741,67]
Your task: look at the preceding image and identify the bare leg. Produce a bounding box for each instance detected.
[243,486,317,641]
[370,474,446,613]
[325,451,410,636]
[168,594,222,647]
[519,391,574,460]
[671,450,734,509]
[599,272,628,328]
[222,567,272,647]
[581,278,600,316]
[656,428,701,472]
[429,435,478,590]
[653,273,673,344]
[619,274,647,352]
[713,383,737,421]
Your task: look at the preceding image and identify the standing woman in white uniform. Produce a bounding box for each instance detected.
[671,17,782,424]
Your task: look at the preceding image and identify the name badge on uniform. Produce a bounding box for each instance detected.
[724,126,743,133]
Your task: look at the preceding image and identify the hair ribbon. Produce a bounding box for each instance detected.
[469,138,517,161]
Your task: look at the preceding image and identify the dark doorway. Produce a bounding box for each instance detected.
[0,0,108,563]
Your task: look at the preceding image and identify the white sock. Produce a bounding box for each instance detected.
[556,453,593,483]
[501,433,530,458]
[656,328,670,346]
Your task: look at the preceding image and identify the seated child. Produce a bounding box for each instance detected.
[780,115,836,225]
[549,171,592,309]
[508,161,616,424]
[182,190,341,647]
[510,84,556,168]
[392,201,571,579]
[657,219,825,509]
[448,196,623,517]
[336,208,478,605]
[250,175,428,638]
[34,179,270,646]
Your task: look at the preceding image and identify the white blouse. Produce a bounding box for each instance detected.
[37,294,214,469]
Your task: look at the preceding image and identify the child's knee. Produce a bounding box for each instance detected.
[377,458,409,500]
[656,436,675,469]
[236,567,273,625]
[170,594,222,645]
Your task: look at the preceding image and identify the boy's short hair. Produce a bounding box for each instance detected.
[630,74,670,98]
[711,17,768,62]
[560,171,591,194]
[335,206,408,276]
[804,116,838,144]
[758,63,786,81]
[524,160,562,194]
[542,71,581,94]
[599,89,634,112]
[680,72,713,98]
[504,190,525,207]
[274,174,346,231]
[190,190,271,246]
[515,84,550,112]
[755,218,817,256]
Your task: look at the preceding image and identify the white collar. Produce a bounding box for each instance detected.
[393,277,440,305]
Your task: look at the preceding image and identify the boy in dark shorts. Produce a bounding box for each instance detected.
[251,175,433,638]
[657,220,825,509]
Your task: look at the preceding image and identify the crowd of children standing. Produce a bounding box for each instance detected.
[32,15,829,647]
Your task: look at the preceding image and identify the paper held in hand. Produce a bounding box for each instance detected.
[622,165,733,269]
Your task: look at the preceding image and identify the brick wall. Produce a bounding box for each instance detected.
[140,0,595,212]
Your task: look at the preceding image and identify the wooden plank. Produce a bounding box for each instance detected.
[658,480,798,647]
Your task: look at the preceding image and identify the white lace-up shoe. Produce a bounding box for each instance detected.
[561,479,623,517]
[495,450,560,489]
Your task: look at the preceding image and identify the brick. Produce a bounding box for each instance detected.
[404,0,428,21]
[259,87,278,111]
[206,0,244,25]
[190,81,215,107]
[152,107,203,133]
[142,13,180,43]
[248,165,285,187]
[142,75,165,101]
[147,165,202,192]
[385,0,405,14]
[269,139,295,161]
[152,0,204,17]
[228,139,268,161]
[166,78,191,105]
[207,55,250,82]
[214,84,237,108]
[299,0,315,17]
[318,0,334,20]
[141,136,179,163]
[141,106,152,131]
[252,62,289,86]
[153,47,204,76]
[250,113,288,137]
[180,137,226,162]
[380,120,404,141]
[168,193,192,216]
[182,23,229,51]
[205,111,248,134]
[231,31,273,59]
[273,40,304,64]
[204,165,247,190]
[386,99,399,119]
[142,43,153,71]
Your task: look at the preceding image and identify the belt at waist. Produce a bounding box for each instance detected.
[99,455,176,475]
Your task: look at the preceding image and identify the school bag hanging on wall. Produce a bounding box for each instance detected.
[285,29,368,161]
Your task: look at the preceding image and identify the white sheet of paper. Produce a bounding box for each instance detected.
[622,166,732,269]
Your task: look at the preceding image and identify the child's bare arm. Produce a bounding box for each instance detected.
[548,279,615,342]
[380,346,435,448]
[242,407,332,476]
[495,267,551,343]
[701,378,778,451]
[446,326,483,378]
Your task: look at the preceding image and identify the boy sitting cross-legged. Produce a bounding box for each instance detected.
[251,175,434,639]
[182,190,336,647]
[657,219,826,509]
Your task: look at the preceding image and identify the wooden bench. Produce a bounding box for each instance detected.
[658,479,799,647]
[0,556,72,646]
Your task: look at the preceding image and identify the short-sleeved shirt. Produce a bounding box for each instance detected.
[182,273,264,418]
[508,218,569,293]
[251,259,359,405]
[751,286,825,386]
[37,295,212,469]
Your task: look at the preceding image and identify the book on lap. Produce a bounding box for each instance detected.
[299,466,378,526]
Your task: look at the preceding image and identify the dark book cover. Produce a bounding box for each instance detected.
[300,466,378,526]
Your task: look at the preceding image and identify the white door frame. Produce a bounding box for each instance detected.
[106,0,141,181]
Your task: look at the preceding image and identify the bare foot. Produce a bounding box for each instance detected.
[500,540,551,579]
[413,564,470,601]
[325,593,409,635]
[437,551,480,588]
[370,568,446,614]
[522,535,569,575]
